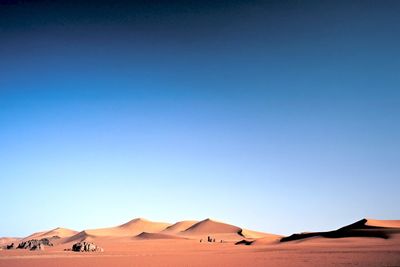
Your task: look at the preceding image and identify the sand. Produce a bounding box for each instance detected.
[0,238,20,246]
[161,221,198,234]
[1,218,399,266]
[22,228,78,242]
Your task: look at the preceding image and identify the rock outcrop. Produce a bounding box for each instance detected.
[17,238,53,250]
[30,243,44,251]
[71,242,103,252]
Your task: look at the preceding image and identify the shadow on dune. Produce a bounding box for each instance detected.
[235,239,253,245]
[281,219,400,242]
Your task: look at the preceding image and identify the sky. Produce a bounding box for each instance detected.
[0,0,399,237]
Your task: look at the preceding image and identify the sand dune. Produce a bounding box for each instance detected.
[365,219,400,228]
[170,218,282,242]
[63,230,99,243]
[236,232,282,246]
[22,227,78,241]
[135,232,187,240]
[62,218,278,243]
[240,229,280,239]
[0,237,20,246]
[11,218,278,244]
[64,218,171,242]
[161,221,198,234]
[183,219,242,235]
[235,230,282,246]
[118,218,171,233]
[236,235,282,246]
[281,218,400,242]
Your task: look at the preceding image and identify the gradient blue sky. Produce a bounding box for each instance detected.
[1,0,399,237]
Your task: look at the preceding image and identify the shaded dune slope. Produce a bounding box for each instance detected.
[281,218,400,242]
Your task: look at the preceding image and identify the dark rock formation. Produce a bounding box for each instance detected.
[6,243,14,249]
[17,238,53,250]
[30,243,44,251]
[39,238,53,246]
[71,242,103,252]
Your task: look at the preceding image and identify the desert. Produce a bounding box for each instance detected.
[1,218,399,267]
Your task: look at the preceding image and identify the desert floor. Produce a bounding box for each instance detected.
[1,238,400,267]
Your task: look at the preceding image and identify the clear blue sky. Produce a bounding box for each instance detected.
[1,0,399,237]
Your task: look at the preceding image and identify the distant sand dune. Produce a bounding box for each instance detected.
[22,227,78,241]
[183,219,242,235]
[161,221,198,234]
[63,218,171,242]
[0,237,20,246]
[240,229,281,239]
[135,232,187,240]
[177,218,277,242]
[365,219,400,228]
[63,230,98,243]
[247,235,282,245]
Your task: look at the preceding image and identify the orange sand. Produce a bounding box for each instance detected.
[1,218,399,266]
